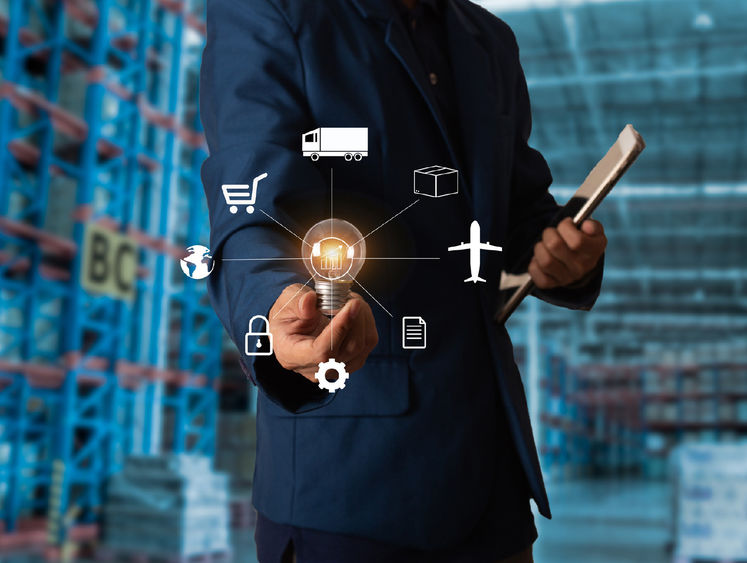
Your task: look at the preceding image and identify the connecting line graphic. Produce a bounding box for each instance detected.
[270,276,315,320]
[352,276,393,318]
[221,257,439,261]
[221,258,305,261]
[259,209,312,248]
[351,198,420,247]
[233,174,423,353]
[221,256,432,345]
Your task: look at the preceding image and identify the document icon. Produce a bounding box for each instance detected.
[402,316,426,349]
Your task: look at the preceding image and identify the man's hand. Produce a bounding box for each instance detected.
[529,217,606,289]
[268,285,379,383]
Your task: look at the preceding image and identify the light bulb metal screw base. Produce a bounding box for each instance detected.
[315,279,352,316]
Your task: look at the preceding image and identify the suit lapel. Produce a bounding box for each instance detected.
[351,0,464,174]
[352,0,505,222]
[383,18,464,174]
[445,0,503,231]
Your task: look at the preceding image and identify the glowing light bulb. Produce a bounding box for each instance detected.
[302,218,366,315]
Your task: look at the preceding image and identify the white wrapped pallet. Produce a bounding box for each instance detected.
[103,454,231,558]
[672,443,747,561]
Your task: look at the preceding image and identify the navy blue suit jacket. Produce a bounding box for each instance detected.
[200,0,602,550]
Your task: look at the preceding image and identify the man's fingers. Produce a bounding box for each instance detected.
[337,327,370,373]
[272,284,311,320]
[362,308,379,353]
[344,316,379,373]
[540,226,585,281]
[282,283,315,319]
[542,224,574,260]
[272,288,378,381]
[339,310,374,360]
[558,218,605,255]
[327,296,378,370]
[529,257,562,289]
[330,300,360,353]
[549,219,602,274]
[581,218,604,237]
[313,299,359,356]
[556,218,585,252]
[529,218,607,290]
[533,240,575,283]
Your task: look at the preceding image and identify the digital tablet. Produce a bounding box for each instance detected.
[496,124,646,324]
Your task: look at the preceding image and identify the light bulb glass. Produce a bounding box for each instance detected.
[302,218,365,315]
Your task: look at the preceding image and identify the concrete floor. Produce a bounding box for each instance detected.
[230,479,671,563]
[0,479,671,563]
[534,479,671,563]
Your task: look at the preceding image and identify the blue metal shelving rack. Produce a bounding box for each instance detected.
[0,0,221,544]
[0,0,69,537]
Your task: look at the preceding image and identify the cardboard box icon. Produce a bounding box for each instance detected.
[413,165,459,198]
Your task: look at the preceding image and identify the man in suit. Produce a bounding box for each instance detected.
[200,0,606,561]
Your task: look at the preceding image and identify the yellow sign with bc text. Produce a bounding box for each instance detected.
[81,223,138,302]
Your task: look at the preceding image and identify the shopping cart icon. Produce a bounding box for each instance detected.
[222,172,268,214]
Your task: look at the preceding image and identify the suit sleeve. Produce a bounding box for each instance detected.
[200,0,334,413]
[502,32,603,311]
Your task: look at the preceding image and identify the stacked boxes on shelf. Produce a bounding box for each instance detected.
[644,363,747,477]
[103,455,230,558]
[540,356,747,479]
[539,353,578,481]
[541,359,642,480]
[671,443,747,561]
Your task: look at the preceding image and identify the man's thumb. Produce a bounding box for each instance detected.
[296,289,318,320]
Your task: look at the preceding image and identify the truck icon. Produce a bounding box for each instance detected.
[302,127,368,162]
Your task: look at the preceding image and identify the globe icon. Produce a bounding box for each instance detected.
[180,245,215,280]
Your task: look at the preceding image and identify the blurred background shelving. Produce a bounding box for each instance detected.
[0,0,235,557]
[1,0,746,562]
[493,0,747,559]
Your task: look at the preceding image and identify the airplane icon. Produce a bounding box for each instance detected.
[448,220,502,283]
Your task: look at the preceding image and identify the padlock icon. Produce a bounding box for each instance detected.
[244,315,273,356]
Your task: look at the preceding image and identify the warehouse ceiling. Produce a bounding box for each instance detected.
[477,0,747,360]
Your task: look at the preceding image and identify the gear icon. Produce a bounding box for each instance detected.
[315,358,349,393]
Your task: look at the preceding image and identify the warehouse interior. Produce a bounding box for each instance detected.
[1,0,745,562]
